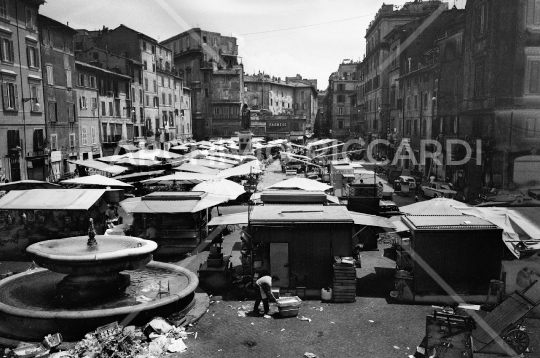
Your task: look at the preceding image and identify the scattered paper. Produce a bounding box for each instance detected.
[299,316,312,322]
[281,328,285,331]
[394,346,400,349]
[304,353,317,358]
[369,320,374,323]
[167,338,187,353]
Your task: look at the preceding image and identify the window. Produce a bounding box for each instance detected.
[101,101,105,116]
[108,102,113,116]
[45,65,53,85]
[65,69,72,88]
[145,95,149,106]
[29,83,40,112]
[205,88,209,98]
[168,94,172,105]
[338,121,344,129]
[475,1,488,36]
[1,38,14,62]
[142,41,147,51]
[27,46,39,68]
[33,129,44,151]
[144,78,149,91]
[91,127,97,144]
[89,76,96,88]
[69,132,76,148]
[2,81,17,111]
[162,93,165,105]
[143,61,148,70]
[337,95,345,103]
[407,97,411,110]
[414,95,418,109]
[81,127,87,146]
[338,107,344,115]
[373,119,378,130]
[474,61,485,97]
[154,96,159,107]
[423,92,428,109]
[79,96,87,109]
[153,80,157,92]
[529,60,540,94]
[526,118,539,137]
[0,0,7,18]
[527,0,540,26]
[78,74,85,86]
[25,8,35,30]
[50,134,58,150]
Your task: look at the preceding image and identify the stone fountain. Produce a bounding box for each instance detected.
[0,219,198,341]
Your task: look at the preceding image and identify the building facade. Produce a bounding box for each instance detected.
[0,0,46,182]
[460,0,540,194]
[39,15,78,181]
[161,28,241,140]
[324,61,358,141]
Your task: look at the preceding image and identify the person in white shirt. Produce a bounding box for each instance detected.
[253,275,279,317]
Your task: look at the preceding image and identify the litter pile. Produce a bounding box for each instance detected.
[2,315,194,358]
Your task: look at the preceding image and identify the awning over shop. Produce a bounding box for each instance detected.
[68,160,128,175]
[0,189,107,210]
[217,162,262,178]
[208,212,249,226]
[348,212,395,229]
[175,163,221,175]
[120,191,229,214]
[60,174,133,187]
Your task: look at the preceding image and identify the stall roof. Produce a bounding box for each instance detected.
[204,156,239,165]
[0,189,107,210]
[141,172,217,184]
[402,215,499,230]
[120,191,229,214]
[217,162,262,178]
[400,198,470,215]
[113,170,165,181]
[69,160,128,175]
[250,205,353,224]
[174,163,221,175]
[60,174,133,187]
[266,177,331,192]
[349,212,395,228]
[189,159,234,170]
[208,212,249,226]
[119,144,139,152]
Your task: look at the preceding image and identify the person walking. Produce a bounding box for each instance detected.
[253,275,279,318]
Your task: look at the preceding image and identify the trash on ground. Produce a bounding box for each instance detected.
[304,353,317,358]
[394,345,400,349]
[299,316,312,322]
[369,320,374,323]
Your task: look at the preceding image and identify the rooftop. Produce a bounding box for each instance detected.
[402,215,500,230]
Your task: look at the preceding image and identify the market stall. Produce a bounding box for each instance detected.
[0,189,109,260]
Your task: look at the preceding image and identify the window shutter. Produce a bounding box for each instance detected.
[13,84,18,111]
[26,47,30,66]
[2,83,7,110]
[79,96,83,109]
[9,40,14,62]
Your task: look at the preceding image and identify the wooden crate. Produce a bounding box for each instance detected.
[332,264,356,303]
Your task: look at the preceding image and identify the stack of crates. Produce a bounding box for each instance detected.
[332,260,356,303]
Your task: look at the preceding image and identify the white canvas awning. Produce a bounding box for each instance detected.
[60,174,133,187]
[349,212,395,229]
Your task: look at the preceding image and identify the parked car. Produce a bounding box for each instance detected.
[528,188,540,200]
[479,189,525,204]
[399,176,417,190]
[420,181,457,198]
[379,200,402,217]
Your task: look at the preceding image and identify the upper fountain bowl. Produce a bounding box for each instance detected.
[26,236,158,275]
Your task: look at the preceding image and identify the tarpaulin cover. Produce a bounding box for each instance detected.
[142,172,217,184]
[349,211,395,229]
[174,163,221,175]
[189,159,234,170]
[120,193,229,214]
[68,160,128,175]
[207,212,249,226]
[0,189,107,210]
[266,178,331,192]
[60,174,133,187]
[217,162,262,178]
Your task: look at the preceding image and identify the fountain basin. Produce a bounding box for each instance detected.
[0,261,198,341]
[26,236,157,275]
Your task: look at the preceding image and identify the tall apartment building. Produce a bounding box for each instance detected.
[363,1,447,151]
[243,73,317,142]
[460,0,540,193]
[0,0,46,182]
[324,61,358,141]
[75,45,144,146]
[38,15,77,181]
[76,25,181,149]
[161,28,242,140]
[75,61,132,157]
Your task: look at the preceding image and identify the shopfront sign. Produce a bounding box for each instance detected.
[50,151,62,163]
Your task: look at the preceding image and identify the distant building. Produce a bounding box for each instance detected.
[180,86,192,141]
[39,15,78,181]
[0,0,46,182]
[161,28,242,140]
[75,25,182,149]
[243,73,317,142]
[324,61,358,141]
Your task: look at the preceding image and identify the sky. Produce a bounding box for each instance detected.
[40,0,466,91]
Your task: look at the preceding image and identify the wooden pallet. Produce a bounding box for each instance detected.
[332,263,356,302]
